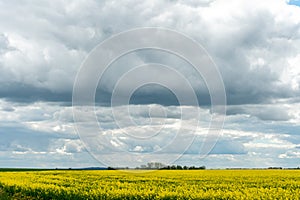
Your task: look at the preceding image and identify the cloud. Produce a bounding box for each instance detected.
[0,0,300,168]
[279,149,300,158]
[1,100,298,167]
[226,104,293,121]
[0,0,299,106]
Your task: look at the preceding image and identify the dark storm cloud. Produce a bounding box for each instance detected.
[100,84,211,106]
[0,83,72,103]
[0,0,299,107]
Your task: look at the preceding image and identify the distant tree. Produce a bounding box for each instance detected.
[144,164,205,170]
[268,167,282,170]
[140,165,147,169]
[176,165,183,170]
[171,165,176,170]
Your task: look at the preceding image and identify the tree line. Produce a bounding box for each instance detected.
[107,162,206,170]
[159,165,206,170]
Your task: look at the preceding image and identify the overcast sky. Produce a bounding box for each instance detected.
[0,0,300,168]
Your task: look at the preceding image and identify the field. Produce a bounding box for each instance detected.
[0,170,300,199]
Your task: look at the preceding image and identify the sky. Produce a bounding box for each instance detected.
[0,0,300,169]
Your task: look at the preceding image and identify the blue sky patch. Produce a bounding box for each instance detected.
[288,0,300,6]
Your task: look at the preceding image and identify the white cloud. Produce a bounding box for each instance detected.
[279,150,300,158]
[1,100,299,167]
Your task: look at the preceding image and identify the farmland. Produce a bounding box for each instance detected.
[0,170,300,199]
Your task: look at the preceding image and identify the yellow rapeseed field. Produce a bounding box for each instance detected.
[0,170,300,199]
